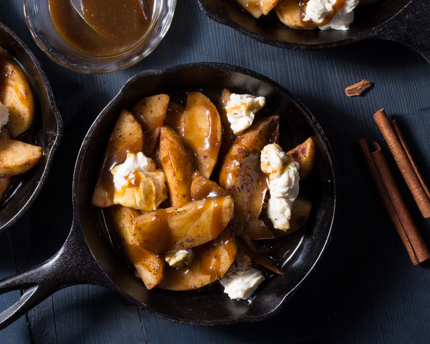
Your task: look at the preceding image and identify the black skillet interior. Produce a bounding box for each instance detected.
[0,22,62,231]
[198,0,412,49]
[74,63,337,325]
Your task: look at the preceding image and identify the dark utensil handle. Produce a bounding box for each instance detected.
[0,218,111,330]
[369,0,430,62]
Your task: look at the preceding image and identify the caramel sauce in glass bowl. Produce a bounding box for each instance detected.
[24,0,176,73]
[49,0,153,56]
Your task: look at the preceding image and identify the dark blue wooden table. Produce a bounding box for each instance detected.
[1,0,430,343]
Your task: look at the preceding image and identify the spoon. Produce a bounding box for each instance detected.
[69,0,148,36]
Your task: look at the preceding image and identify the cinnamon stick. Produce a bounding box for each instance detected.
[373,109,430,218]
[392,119,430,201]
[358,138,429,265]
[345,80,371,97]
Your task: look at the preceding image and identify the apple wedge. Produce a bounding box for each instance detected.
[191,171,274,240]
[0,48,35,138]
[181,92,222,179]
[157,125,196,207]
[218,88,235,162]
[105,205,165,290]
[236,0,280,19]
[0,137,42,176]
[164,99,185,135]
[132,196,234,253]
[287,137,316,180]
[91,110,143,208]
[275,0,313,30]
[131,94,169,157]
[219,115,280,218]
[157,229,237,291]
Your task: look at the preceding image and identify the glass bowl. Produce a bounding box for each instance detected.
[23,0,176,73]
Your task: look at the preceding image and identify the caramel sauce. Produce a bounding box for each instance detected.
[135,208,172,253]
[299,0,347,28]
[195,229,236,282]
[172,229,237,286]
[161,147,194,200]
[191,171,226,201]
[244,0,261,11]
[182,92,221,175]
[49,0,153,56]
[129,172,141,187]
[133,197,230,253]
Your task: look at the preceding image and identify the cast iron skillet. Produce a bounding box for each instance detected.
[0,21,62,231]
[0,63,336,329]
[198,0,430,62]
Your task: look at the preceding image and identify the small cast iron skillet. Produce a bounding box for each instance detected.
[198,0,430,62]
[0,21,62,231]
[0,63,336,329]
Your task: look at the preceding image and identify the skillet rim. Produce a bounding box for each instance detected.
[75,62,338,326]
[0,20,63,232]
[196,0,414,50]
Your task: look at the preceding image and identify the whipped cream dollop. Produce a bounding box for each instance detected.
[225,93,266,135]
[220,268,265,300]
[261,143,300,231]
[165,249,194,269]
[303,0,359,31]
[0,101,9,130]
[111,152,167,211]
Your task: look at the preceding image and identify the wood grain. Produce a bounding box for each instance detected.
[0,0,430,343]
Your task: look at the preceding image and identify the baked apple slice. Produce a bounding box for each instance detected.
[157,229,237,291]
[157,125,196,207]
[91,110,143,208]
[131,94,170,157]
[133,196,234,253]
[275,0,312,30]
[164,99,185,134]
[287,137,316,180]
[106,205,165,290]
[191,171,274,240]
[219,115,280,218]
[0,48,35,138]
[236,0,280,19]
[181,92,222,179]
[0,136,42,176]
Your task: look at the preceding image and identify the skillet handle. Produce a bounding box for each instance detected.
[0,218,111,330]
[368,0,430,62]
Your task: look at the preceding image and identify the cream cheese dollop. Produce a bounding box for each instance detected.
[224,93,266,135]
[220,268,265,300]
[111,152,167,211]
[303,0,359,31]
[261,143,300,231]
[165,249,194,269]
